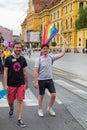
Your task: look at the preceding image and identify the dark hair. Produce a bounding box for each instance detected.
[13,42,22,47]
[41,44,49,49]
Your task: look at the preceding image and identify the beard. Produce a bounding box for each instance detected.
[14,50,21,56]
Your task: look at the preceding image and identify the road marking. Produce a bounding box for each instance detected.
[0,81,4,89]
[0,98,9,107]
[0,81,8,107]
[24,88,38,106]
[0,80,38,107]
[71,78,87,87]
[0,89,38,107]
[53,71,66,76]
[54,80,87,100]
[46,90,62,104]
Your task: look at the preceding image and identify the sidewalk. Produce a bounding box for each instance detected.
[27,52,87,81]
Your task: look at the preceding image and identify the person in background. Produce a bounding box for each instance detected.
[0,47,4,73]
[0,32,4,43]
[28,48,31,58]
[4,42,29,127]
[34,39,66,117]
[3,47,12,62]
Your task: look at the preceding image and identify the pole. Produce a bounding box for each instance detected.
[58,32,68,44]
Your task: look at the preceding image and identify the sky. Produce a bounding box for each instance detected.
[0,0,29,35]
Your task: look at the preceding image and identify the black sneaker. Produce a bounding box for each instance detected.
[17,120,26,128]
[9,109,13,117]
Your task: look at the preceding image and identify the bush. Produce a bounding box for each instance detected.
[32,44,37,48]
[51,42,56,47]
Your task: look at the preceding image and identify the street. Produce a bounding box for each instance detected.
[0,52,87,130]
[0,71,84,130]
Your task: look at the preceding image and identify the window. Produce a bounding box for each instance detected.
[57,11,59,18]
[79,43,81,46]
[79,38,81,42]
[54,12,55,19]
[57,22,59,30]
[70,3,72,11]
[66,20,68,29]
[50,14,52,20]
[66,6,67,13]
[70,18,72,28]
[79,2,83,8]
[57,37,59,43]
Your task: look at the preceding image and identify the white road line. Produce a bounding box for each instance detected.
[0,81,4,89]
[0,98,8,107]
[0,81,8,107]
[24,88,38,106]
[0,80,62,107]
[71,78,87,87]
[54,80,87,100]
[0,81,38,107]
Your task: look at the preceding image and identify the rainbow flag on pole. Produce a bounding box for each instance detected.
[42,21,58,44]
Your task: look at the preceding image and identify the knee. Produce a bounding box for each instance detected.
[51,93,56,98]
[18,100,23,104]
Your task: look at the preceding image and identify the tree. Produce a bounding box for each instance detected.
[75,7,87,30]
[51,41,56,47]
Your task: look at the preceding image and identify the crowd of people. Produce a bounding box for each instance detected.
[0,32,13,73]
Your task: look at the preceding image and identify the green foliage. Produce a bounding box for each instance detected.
[51,42,56,46]
[75,7,87,30]
[32,44,37,48]
[13,40,17,43]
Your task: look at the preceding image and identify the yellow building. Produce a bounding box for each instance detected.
[21,0,87,52]
[77,28,87,53]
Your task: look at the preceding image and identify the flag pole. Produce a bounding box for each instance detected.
[58,32,68,44]
[58,32,65,40]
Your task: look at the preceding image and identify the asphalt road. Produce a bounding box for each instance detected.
[0,54,86,130]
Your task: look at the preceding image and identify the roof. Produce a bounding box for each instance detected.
[32,0,60,13]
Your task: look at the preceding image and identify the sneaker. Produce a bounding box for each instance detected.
[38,109,44,117]
[47,107,56,116]
[17,120,26,128]
[9,109,13,117]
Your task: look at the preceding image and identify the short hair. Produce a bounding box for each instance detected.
[41,44,49,49]
[13,42,22,47]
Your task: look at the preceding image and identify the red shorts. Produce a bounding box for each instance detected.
[7,85,26,103]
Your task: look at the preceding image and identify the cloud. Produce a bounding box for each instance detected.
[0,0,28,35]
[0,0,28,11]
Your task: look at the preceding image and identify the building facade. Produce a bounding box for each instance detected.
[12,35,21,43]
[21,0,87,52]
[0,26,13,43]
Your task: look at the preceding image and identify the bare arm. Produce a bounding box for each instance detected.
[55,39,66,59]
[23,67,29,89]
[4,67,8,90]
[1,54,4,65]
[34,67,39,89]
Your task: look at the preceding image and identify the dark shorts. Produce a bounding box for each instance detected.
[38,79,56,95]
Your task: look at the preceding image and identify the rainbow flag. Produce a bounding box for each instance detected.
[43,21,58,44]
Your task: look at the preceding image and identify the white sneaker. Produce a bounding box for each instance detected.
[47,107,56,116]
[38,109,44,117]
